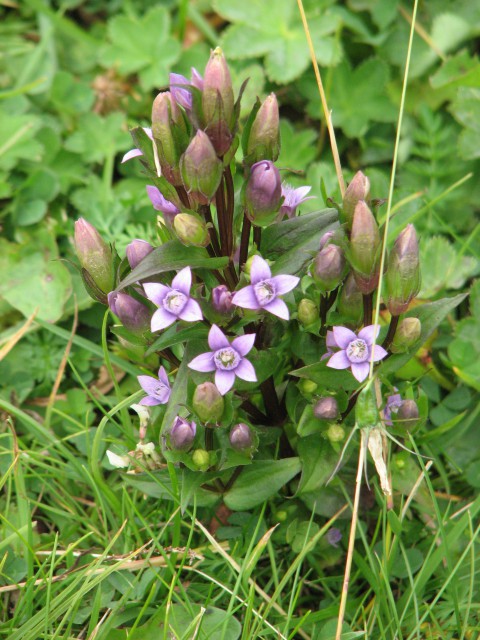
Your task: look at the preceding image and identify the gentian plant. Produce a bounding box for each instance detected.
[74,48,463,511]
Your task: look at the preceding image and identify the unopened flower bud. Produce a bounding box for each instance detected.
[180,130,223,203]
[108,292,151,334]
[245,93,280,164]
[327,424,345,443]
[319,231,335,250]
[203,47,234,127]
[385,224,421,316]
[312,244,346,292]
[151,92,187,185]
[349,201,381,294]
[229,423,253,451]
[299,379,317,396]
[342,171,370,228]
[174,213,210,247]
[393,400,419,431]
[192,382,225,423]
[74,218,115,299]
[169,417,196,451]
[313,397,339,420]
[391,317,421,353]
[338,273,363,324]
[192,448,210,471]
[126,239,154,270]
[212,285,233,314]
[297,298,318,326]
[245,160,282,227]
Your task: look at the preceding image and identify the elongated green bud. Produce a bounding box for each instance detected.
[349,201,381,294]
[297,299,318,326]
[192,382,225,423]
[355,384,380,429]
[390,317,421,353]
[151,91,187,185]
[312,244,346,292]
[74,218,115,301]
[342,171,370,228]
[180,130,223,203]
[192,448,211,471]
[338,273,363,324]
[174,213,210,247]
[203,47,234,126]
[245,93,280,164]
[245,160,282,227]
[385,224,421,316]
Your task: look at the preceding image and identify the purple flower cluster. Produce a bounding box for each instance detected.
[137,366,171,406]
[144,267,202,332]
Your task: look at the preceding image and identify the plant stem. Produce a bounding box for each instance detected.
[200,205,222,257]
[205,427,213,451]
[335,430,365,640]
[224,166,235,257]
[176,185,191,209]
[215,177,228,256]
[260,377,282,425]
[223,466,243,492]
[239,213,251,269]
[253,226,261,249]
[382,314,399,350]
[362,293,373,326]
[320,294,328,331]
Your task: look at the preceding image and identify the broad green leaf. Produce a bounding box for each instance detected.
[146,324,209,356]
[123,470,218,508]
[101,7,181,89]
[448,282,480,390]
[277,119,318,172]
[117,241,229,289]
[224,458,301,510]
[0,110,43,171]
[430,50,480,90]
[419,236,479,298]
[64,112,128,162]
[296,436,336,494]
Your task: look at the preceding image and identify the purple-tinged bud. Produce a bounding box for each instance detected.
[146,185,180,226]
[108,292,151,334]
[170,73,193,111]
[312,244,346,292]
[245,93,280,164]
[319,231,335,251]
[391,317,421,353]
[151,91,187,185]
[327,424,345,443]
[212,285,233,314]
[126,239,154,270]
[203,47,234,127]
[385,224,421,316]
[337,273,363,324]
[342,171,370,228]
[192,448,211,471]
[313,396,339,420]
[169,416,196,451]
[192,382,225,423]
[174,213,210,247]
[349,201,381,294]
[229,423,253,451]
[180,130,223,203]
[74,218,115,298]
[245,160,282,227]
[297,298,318,326]
[327,527,342,548]
[393,400,419,431]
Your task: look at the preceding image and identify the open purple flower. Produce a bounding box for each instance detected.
[146,185,180,224]
[321,330,337,361]
[121,127,153,163]
[144,267,202,332]
[188,325,257,395]
[137,366,171,406]
[327,528,342,548]
[326,325,388,382]
[279,183,314,219]
[383,391,402,425]
[170,69,203,111]
[232,255,299,320]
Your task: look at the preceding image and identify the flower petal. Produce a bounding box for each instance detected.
[351,362,370,382]
[143,127,153,140]
[215,370,236,395]
[270,274,300,295]
[326,330,337,349]
[332,326,357,349]
[326,350,351,370]
[178,298,203,322]
[358,324,380,345]
[188,351,216,372]
[158,366,169,387]
[143,282,170,306]
[250,255,271,284]
[138,375,159,395]
[232,333,256,356]
[235,358,257,382]
[172,266,191,295]
[139,396,162,406]
[208,324,230,350]
[122,148,143,163]
[231,285,259,310]
[371,344,388,362]
[263,298,289,320]
[151,308,176,332]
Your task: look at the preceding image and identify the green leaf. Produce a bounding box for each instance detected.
[101,7,181,89]
[64,112,128,162]
[117,241,229,290]
[296,436,336,494]
[430,50,480,90]
[146,324,209,356]
[448,281,480,391]
[277,119,318,172]
[419,236,479,298]
[0,110,43,172]
[224,458,301,510]
[123,470,218,508]
[451,87,480,160]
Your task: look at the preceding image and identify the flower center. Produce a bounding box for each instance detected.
[154,382,169,398]
[346,338,369,363]
[214,347,241,371]
[254,279,276,306]
[163,289,187,315]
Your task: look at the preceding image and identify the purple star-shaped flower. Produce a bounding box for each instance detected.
[144,267,202,332]
[121,127,153,164]
[137,366,171,406]
[279,183,315,219]
[146,185,180,224]
[232,255,299,320]
[170,69,203,111]
[188,325,257,395]
[326,325,388,382]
